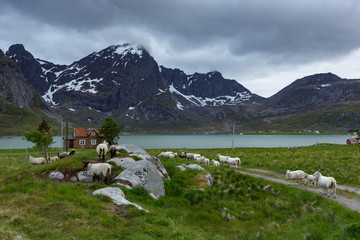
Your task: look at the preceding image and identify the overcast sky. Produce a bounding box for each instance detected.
[1,0,360,97]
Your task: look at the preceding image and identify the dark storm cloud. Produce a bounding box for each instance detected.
[1,0,360,96]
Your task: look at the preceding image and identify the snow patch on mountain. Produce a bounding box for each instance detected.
[113,44,144,58]
[42,77,103,105]
[169,84,252,108]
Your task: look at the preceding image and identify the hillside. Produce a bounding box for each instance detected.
[1,145,360,239]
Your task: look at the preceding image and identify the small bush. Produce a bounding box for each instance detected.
[340,223,360,239]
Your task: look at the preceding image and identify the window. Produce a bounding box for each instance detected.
[91,139,96,145]
[91,131,96,136]
[79,139,85,145]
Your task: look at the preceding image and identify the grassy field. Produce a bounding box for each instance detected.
[0,146,360,239]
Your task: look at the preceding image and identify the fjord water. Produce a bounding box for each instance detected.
[0,135,350,149]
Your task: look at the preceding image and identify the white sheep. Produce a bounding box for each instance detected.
[26,155,46,165]
[211,159,220,167]
[168,153,176,159]
[285,170,306,183]
[313,171,337,198]
[159,151,172,157]
[227,157,241,168]
[193,153,201,160]
[49,156,59,163]
[217,154,229,166]
[96,141,109,161]
[303,173,317,187]
[186,153,194,160]
[204,158,210,165]
[83,161,112,184]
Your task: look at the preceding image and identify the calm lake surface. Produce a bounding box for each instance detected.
[0,135,350,149]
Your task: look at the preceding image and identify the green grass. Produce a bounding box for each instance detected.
[148,144,360,187]
[0,146,359,239]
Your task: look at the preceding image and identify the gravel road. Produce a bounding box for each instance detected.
[237,169,360,213]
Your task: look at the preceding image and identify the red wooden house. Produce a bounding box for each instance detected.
[64,128,104,149]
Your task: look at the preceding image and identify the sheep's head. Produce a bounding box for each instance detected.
[82,161,90,168]
[313,171,321,179]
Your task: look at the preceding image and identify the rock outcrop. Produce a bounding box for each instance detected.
[93,187,148,212]
[114,160,165,199]
[107,157,135,169]
[117,144,170,180]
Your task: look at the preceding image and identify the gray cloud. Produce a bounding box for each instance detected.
[1,0,360,97]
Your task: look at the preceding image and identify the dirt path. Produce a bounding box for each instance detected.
[236,169,360,213]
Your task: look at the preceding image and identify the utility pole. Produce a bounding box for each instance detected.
[66,121,68,152]
[232,121,235,150]
[61,120,63,153]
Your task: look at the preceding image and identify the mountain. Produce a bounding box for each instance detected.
[5,44,262,123]
[265,73,360,113]
[4,43,360,134]
[160,66,264,109]
[0,49,40,110]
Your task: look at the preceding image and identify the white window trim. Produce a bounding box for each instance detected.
[79,139,86,145]
[91,131,96,136]
[91,139,97,145]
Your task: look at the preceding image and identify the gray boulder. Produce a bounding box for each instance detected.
[69,176,78,182]
[49,172,64,180]
[205,173,213,186]
[77,171,94,182]
[176,165,186,171]
[187,164,205,171]
[116,144,170,180]
[93,187,148,212]
[114,160,165,198]
[108,157,135,169]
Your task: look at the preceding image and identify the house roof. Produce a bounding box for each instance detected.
[74,128,104,138]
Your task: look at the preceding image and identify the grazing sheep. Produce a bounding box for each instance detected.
[96,141,109,161]
[49,156,59,163]
[180,152,187,158]
[227,157,241,168]
[83,161,112,184]
[159,151,178,159]
[313,171,337,198]
[109,145,117,158]
[159,151,173,158]
[186,153,194,160]
[193,154,201,160]
[26,155,46,165]
[58,149,75,158]
[285,170,306,183]
[211,159,220,167]
[217,154,229,166]
[204,158,210,165]
[304,173,317,187]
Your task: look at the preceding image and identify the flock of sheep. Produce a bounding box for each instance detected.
[25,143,337,199]
[159,151,241,168]
[25,149,76,165]
[286,169,337,199]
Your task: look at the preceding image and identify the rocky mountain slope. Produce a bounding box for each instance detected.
[266,73,360,113]
[0,49,41,110]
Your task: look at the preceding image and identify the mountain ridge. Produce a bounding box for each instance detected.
[3,43,360,134]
